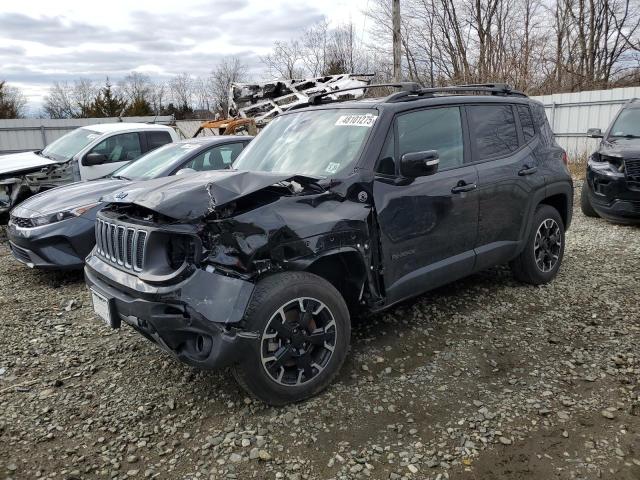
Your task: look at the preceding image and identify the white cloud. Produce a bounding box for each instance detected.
[0,0,369,110]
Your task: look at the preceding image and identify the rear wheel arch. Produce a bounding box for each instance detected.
[539,193,569,228]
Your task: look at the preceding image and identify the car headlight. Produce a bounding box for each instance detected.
[588,154,624,176]
[31,202,100,227]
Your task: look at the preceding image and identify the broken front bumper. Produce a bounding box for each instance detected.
[586,166,640,223]
[84,255,257,369]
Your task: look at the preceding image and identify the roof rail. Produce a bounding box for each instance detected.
[385,83,526,102]
[286,82,526,111]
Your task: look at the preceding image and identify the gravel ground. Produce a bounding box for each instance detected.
[1,184,639,480]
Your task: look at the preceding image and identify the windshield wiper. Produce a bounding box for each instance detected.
[111,174,131,181]
[612,134,640,139]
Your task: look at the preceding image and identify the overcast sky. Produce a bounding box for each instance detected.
[0,0,369,112]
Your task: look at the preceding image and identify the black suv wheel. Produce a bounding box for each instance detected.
[232,272,350,406]
[510,204,565,285]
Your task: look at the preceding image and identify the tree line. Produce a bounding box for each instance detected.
[1,0,638,120]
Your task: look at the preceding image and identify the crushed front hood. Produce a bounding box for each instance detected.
[0,151,59,176]
[102,170,296,220]
[600,139,640,158]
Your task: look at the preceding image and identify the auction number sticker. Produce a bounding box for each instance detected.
[335,114,377,127]
[325,162,341,174]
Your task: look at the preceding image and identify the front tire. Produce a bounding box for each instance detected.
[580,183,599,217]
[232,272,350,406]
[510,204,565,285]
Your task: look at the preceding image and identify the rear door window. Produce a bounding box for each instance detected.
[467,105,519,161]
[516,105,536,143]
[146,131,173,151]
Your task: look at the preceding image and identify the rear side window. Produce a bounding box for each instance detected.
[517,105,536,142]
[146,131,172,151]
[183,143,246,171]
[467,105,519,160]
[396,107,464,170]
[531,103,554,146]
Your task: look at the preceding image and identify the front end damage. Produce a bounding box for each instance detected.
[0,162,74,214]
[85,171,381,369]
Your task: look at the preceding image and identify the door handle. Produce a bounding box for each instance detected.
[518,165,538,176]
[451,182,477,194]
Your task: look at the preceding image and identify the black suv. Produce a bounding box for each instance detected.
[84,83,573,405]
[581,98,640,223]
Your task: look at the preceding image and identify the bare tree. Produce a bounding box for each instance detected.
[302,19,330,76]
[261,40,304,79]
[0,81,27,118]
[209,57,248,116]
[169,73,194,108]
[149,81,168,114]
[43,79,97,118]
[119,73,152,103]
[43,82,75,119]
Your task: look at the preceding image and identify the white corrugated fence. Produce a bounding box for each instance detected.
[531,86,640,159]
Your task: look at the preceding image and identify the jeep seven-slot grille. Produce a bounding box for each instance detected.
[624,158,640,182]
[95,218,147,271]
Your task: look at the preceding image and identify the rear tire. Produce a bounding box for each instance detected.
[580,183,599,217]
[232,272,350,406]
[510,204,565,285]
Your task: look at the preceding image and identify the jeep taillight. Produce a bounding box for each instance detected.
[561,151,568,166]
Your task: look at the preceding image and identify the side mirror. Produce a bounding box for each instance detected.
[175,168,197,176]
[587,128,603,138]
[400,150,439,178]
[83,152,108,166]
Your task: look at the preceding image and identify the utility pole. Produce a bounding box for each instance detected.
[392,0,401,82]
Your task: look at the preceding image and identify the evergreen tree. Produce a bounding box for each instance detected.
[124,97,153,116]
[88,78,127,117]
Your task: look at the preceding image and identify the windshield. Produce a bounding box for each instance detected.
[41,128,100,161]
[233,108,377,177]
[609,109,640,138]
[112,143,198,180]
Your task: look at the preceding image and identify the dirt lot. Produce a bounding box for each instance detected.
[1,185,639,480]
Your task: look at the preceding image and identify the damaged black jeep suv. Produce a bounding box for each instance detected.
[85,83,573,405]
[581,98,640,224]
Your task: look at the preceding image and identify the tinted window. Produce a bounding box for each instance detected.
[146,130,173,150]
[376,128,396,175]
[531,103,554,146]
[517,105,535,142]
[183,143,245,171]
[396,107,464,170]
[609,108,640,138]
[88,133,142,163]
[468,105,519,160]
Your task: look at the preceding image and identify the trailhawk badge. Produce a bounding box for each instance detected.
[114,192,128,200]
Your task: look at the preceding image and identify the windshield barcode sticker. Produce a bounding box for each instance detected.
[325,162,340,174]
[335,114,377,127]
